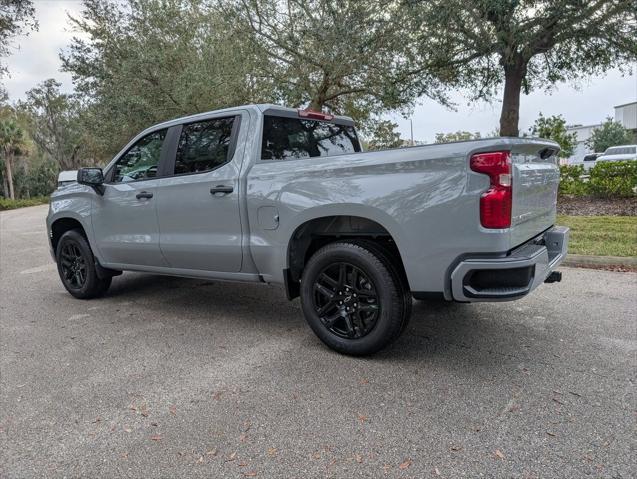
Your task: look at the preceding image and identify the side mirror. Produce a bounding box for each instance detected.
[77,167,105,195]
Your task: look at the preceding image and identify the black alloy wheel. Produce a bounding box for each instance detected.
[55,229,112,299]
[300,241,411,356]
[59,241,88,289]
[312,262,380,339]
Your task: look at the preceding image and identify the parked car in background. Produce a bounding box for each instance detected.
[46,104,568,355]
[597,145,637,163]
[57,170,78,188]
[582,153,603,171]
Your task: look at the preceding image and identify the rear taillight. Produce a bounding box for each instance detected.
[470,151,512,229]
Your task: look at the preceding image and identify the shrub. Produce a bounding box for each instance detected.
[559,164,587,195]
[0,196,49,211]
[588,161,637,198]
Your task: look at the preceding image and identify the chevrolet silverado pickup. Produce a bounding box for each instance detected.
[47,104,568,355]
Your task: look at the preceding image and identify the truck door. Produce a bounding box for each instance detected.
[154,114,245,272]
[92,128,169,267]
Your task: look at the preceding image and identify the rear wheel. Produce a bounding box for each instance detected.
[300,241,411,355]
[56,229,111,299]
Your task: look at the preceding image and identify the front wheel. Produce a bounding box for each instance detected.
[300,241,410,356]
[56,229,112,299]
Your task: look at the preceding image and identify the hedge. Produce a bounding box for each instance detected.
[559,160,637,197]
[0,196,49,211]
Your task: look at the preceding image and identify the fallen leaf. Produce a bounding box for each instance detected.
[399,459,412,470]
[312,451,321,460]
[357,413,368,423]
[546,431,556,437]
[196,456,204,464]
[225,452,237,462]
[92,417,101,424]
[242,420,252,432]
[494,449,505,460]
[354,453,363,463]
[212,391,223,401]
[206,448,218,456]
[382,464,391,474]
[169,405,177,415]
[150,435,162,441]
[123,426,132,433]
[267,447,277,457]
[434,467,441,476]
[120,452,129,459]
[243,472,257,477]
[238,461,248,467]
[360,378,369,384]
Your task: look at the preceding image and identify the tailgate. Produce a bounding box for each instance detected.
[510,141,560,247]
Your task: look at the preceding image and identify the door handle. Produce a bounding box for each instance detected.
[210,185,233,195]
[136,191,153,199]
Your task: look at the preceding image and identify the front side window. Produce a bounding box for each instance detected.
[261,116,361,160]
[112,129,167,183]
[174,117,235,175]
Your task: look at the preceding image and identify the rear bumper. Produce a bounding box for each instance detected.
[450,226,569,302]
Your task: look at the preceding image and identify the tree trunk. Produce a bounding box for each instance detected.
[5,153,15,200]
[499,63,526,137]
[308,97,325,111]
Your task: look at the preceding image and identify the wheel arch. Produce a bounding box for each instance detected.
[50,216,88,253]
[284,211,408,300]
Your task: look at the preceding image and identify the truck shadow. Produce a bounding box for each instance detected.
[101,272,541,369]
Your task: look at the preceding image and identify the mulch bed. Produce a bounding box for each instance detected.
[557,196,637,216]
[565,263,637,273]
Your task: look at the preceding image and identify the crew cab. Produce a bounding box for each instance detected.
[47,104,568,355]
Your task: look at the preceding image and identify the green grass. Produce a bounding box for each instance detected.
[0,196,49,211]
[557,215,637,257]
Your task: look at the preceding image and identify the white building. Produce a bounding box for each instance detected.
[565,101,637,165]
[615,101,637,133]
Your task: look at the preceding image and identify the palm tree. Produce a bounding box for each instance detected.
[0,118,26,200]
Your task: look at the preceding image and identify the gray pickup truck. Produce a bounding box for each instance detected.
[47,104,568,355]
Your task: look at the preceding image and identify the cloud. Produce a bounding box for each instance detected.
[3,0,84,99]
[388,67,637,141]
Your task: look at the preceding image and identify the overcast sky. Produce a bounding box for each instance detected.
[3,0,637,143]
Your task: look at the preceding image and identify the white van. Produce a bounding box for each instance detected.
[57,170,78,188]
[596,145,637,163]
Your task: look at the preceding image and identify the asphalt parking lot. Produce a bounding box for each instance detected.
[1,205,636,478]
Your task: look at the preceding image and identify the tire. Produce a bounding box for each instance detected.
[300,241,411,356]
[56,229,112,299]
[348,239,412,336]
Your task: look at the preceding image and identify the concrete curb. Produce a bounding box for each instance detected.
[562,254,637,268]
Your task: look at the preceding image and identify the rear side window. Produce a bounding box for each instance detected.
[261,116,361,160]
[174,117,235,174]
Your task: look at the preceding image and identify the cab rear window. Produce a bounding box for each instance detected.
[261,115,361,160]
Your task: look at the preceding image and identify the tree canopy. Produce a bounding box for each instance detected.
[408,0,637,136]
[18,79,86,170]
[234,0,450,130]
[528,113,576,158]
[0,0,38,76]
[61,0,278,159]
[586,118,635,153]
